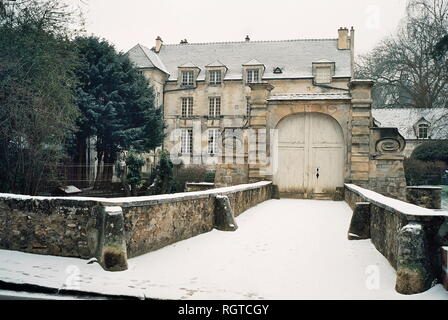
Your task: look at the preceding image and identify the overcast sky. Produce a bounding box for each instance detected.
[66,0,408,56]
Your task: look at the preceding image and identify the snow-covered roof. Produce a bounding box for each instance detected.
[179,62,199,68]
[372,108,448,140]
[205,60,226,68]
[268,93,351,101]
[126,44,169,75]
[242,58,265,66]
[127,38,352,81]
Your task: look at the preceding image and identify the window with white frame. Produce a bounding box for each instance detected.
[208,129,219,155]
[315,67,331,84]
[180,128,193,154]
[209,97,221,117]
[181,71,195,86]
[246,97,251,116]
[209,70,222,85]
[418,123,429,139]
[181,97,193,117]
[246,69,260,83]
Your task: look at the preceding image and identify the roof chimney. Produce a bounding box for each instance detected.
[338,27,349,50]
[155,36,163,53]
[350,27,355,77]
[245,35,250,42]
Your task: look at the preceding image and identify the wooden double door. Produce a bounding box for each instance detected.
[273,112,345,199]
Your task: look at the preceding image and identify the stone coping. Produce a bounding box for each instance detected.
[0,181,272,208]
[407,186,442,190]
[185,182,215,186]
[345,184,448,219]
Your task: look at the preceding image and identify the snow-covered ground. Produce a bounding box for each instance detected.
[0,199,447,300]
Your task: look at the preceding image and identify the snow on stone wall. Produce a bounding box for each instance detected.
[0,181,273,266]
[123,182,273,258]
[345,183,448,293]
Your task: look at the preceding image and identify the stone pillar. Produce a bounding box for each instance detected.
[441,247,448,290]
[348,80,374,189]
[94,205,128,271]
[369,127,407,200]
[348,202,371,240]
[396,222,433,294]
[406,186,442,209]
[247,82,275,183]
[271,184,280,200]
[214,195,238,231]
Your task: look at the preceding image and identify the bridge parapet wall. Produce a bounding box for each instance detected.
[344,183,448,294]
[0,181,273,271]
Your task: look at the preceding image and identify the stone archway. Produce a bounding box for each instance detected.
[273,112,345,199]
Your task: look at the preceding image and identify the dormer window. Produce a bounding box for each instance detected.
[178,62,200,87]
[182,71,194,86]
[414,117,431,139]
[242,59,265,84]
[312,60,335,85]
[273,67,283,74]
[315,67,331,84]
[247,69,260,83]
[205,61,227,86]
[418,123,429,139]
[209,70,222,85]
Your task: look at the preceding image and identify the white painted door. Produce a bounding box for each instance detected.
[273,112,345,198]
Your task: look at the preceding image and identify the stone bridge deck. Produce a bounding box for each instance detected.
[0,200,447,299]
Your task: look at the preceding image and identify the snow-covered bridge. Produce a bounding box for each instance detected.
[0,199,446,299]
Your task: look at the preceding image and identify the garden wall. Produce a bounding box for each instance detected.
[345,183,448,294]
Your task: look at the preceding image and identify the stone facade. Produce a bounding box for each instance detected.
[127,29,407,200]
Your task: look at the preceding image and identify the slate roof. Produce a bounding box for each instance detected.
[126,44,169,74]
[372,108,448,140]
[242,58,265,66]
[268,93,351,101]
[126,38,352,81]
[205,60,227,68]
[179,62,199,68]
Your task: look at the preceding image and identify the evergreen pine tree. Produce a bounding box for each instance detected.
[73,36,165,188]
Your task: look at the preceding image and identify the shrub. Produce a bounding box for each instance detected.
[125,151,146,195]
[205,170,216,183]
[404,158,447,185]
[174,165,215,192]
[411,141,448,162]
[147,150,176,195]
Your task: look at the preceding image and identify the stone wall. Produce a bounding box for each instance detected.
[345,183,448,294]
[185,182,215,192]
[0,195,99,258]
[406,186,442,209]
[0,181,273,271]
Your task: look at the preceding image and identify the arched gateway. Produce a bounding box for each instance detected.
[273,112,345,199]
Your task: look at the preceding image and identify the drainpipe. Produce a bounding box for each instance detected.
[314,83,350,92]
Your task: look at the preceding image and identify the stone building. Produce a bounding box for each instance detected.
[372,108,448,157]
[127,28,407,200]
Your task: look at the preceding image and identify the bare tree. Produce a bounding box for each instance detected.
[0,0,81,195]
[356,0,448,110]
